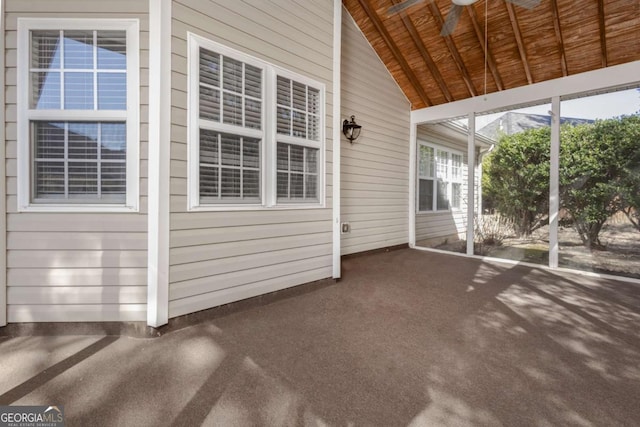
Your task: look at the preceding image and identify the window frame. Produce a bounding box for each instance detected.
[417,141,465,214]
[16,18,140,213]
[187,33,325,211]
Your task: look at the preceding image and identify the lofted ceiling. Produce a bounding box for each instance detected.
[342,0,640,110]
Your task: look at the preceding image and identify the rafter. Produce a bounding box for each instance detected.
[549,0,568,76]
[356,0,432,107]
[425,1,477,97]
[597,0,608,67]
[467,5,504,92]
[394,3,454,102]
[505,1,533,85]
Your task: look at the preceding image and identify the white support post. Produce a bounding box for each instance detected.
[408,123,417,247]
[477,157,483,218]
[466,112,476,255]
[549,96,561,268]
[0,0,6,327]
[147,0,171,327]
[332,0,342,279]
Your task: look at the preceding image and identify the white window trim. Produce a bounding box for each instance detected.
[417,141,464,214]
[16,18,140,213]
[187,32,325,211]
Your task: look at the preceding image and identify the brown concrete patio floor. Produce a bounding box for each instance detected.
[1,248,640,426]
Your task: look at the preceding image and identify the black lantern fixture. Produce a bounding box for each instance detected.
[342,115,362,143]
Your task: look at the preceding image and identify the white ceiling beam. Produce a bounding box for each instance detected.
[411,60,640,124]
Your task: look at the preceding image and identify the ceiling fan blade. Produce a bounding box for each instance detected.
[387,0,426,16]
[505,0,541,9]
[440,4,463,36]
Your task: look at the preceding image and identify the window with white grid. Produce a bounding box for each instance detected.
[275,76,321,203]
[189,34,324,210]
[451,153,463,209]
[276,143,318,201]
[199,130,261,202]
[17,19,139,211]
[418,142,464,212]
[33,121,126,201]
[196,44,263,204]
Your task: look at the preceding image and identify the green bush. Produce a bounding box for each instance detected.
[617,116,640,232]
[483,127,550,237]
[483,115,640,247]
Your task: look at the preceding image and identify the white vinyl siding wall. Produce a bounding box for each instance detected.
[4,0,149,322]
[340,11,411,256]
[415,125,470,245]
[169,0,334,317]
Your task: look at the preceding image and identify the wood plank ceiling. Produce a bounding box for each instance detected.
[342,0,640,110]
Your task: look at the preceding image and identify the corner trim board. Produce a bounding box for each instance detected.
[0,0,6,327]
[332,0,342,278]
[408,123,417,247]
[147,0,172,327]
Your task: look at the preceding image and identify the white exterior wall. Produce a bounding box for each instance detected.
[340,12,410,256]
[4,0,149,322]
[168,0,334,317]
[415,125,469,245]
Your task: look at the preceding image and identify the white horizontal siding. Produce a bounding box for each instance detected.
[416,212,467,240]
[5,0,148,13]
[171,243,332,284]
[4,0,149,322]
[8,286,147,305]
[168,0,334,318]
[170,266,330,318]
[171,232,332,265]
[8,304,146,323]
[340,11,411,256]
[171,220,329,246]
[8,250,147,269]
[8,232,147,250]
[8,268,147,287]
[417,125,468,152]
[7,214,147,232]
[170,256,331,301]
[171,209,330,230]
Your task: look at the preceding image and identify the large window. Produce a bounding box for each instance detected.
[188,34,324,210]
[17,19,139,211]
[418,143,463,212]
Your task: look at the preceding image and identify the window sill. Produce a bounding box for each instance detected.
[416,209,463,215]
[19,204,139,213]
[189,203,326,212]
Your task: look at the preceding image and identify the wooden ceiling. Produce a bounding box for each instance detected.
[342,0,640,109]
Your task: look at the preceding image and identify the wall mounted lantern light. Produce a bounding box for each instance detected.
[342,115,362,143]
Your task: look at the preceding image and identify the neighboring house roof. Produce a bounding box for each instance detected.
[441,121,495,148]
[477,112,594,140]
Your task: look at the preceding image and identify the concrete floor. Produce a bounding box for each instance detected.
[1,248,640,426]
